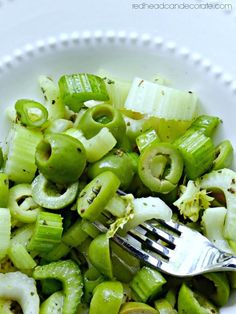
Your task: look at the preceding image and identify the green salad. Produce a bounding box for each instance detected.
[0,71,235,314]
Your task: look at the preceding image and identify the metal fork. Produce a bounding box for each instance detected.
[93,218,236,277]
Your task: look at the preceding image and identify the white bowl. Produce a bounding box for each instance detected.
[0,31,235,313]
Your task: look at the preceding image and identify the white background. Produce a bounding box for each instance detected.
[0,0,235,78]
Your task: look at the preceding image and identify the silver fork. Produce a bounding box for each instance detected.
[93,218,236,277]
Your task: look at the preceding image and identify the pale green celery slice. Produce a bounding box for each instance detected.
[201,207,233,253]
[40,291,64,314]
[107,194,135,238]
[105,194,128,218]
[8,242,37,270]
[0,208,11,260]
[4,125,42,183]
[124,77,198,120]
[0,272,39,314]
[122,196,172,233]
[200,169,236,249]
[97,69,131,109]
[65,127,116,163]
[38,75,65,120]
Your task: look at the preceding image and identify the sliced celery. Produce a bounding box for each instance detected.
[201,207,233,253]
[4,124,42,183]
[65,127,117,163]
[83,267,104,302]
[8,183,40,223]
[33,260,83,314]
[58,73,109,112]
[122,196,172,233]
[174,130,215,180]
[28,212,63,253]
[62,219,88,247]
[124,77,198,120]
[42,242,70,262]
[189,115,221,137]
[131,266,166,302]
[32,174,79,210]
[0,173,9,208]
[0,208,11,260]
[45,118,73,134]
[0,272,39,314]
[136,128,160,152]
[40,291,64,314]
[39,75,65,120]
[213,140,234,170]
[8,242,36,270]
[200,169,236,249]
[11,223,35,247]
[81,219,100,238]
[97,69,131,109]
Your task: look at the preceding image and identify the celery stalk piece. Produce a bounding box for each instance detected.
[39,75,65,120]
[97,69,131,109]
[65,127,117,163]
[200,169,236,250]
[122,196,172,233]
[107,194,135,238]
[27,212,63,253]
[62,219,88,247]
[124,78,198,141]
[174,130,215,180]
[4,124,42,183]
[8,242,37,270]
[124,77,198,120]
[131,266,166,302]
[39,291,64,314]
[0,208,11,260]
[41,242,70,262]
[0,173,9,207]
[213,140,234,170]
[81,219,100,238]
[58,73,109,112]
[45,118,73,134]
[8,183,40,224]
[201,207,233,253]
[189,115,221,137]
[0,271,40,314]
[33,260,83,314]
[11,223,35,247]
[136,128,160,152]
[31,174,79,210]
